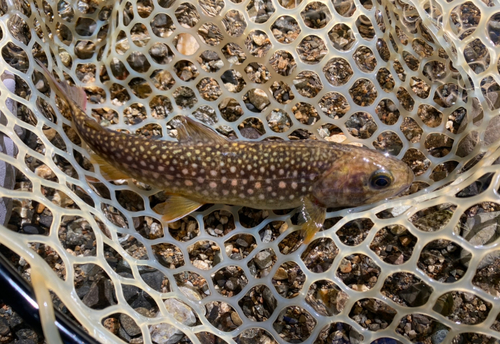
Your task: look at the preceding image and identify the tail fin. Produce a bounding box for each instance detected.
[35,60,87,111]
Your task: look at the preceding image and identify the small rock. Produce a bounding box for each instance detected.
[273,267,288,280]
[178,286,202,301]
[164,299,196,326]
[248,89,270,110]
[7,312,23,328]
[431,324,449,344]
[120,314,141,337]
[150,298,196,344]
[35,164,56,179]
[81,278,115,308]
[36,203,46,213]
[325,133,347,143]
[176,33,199,55]
[252,34,267,45]
[235,238,249,248]
[400,282,433,307]
[254,250,273,269]
[225,244,233,255]
[16,328,38,342]
[21,223,46,235]
[42,128,57,141]
[399,236,412,246]
[141,270,164,291]
[339,260,352,273]
[13,340,36,344]
[38,215,53,228]
[192,259,210,270]
[231,312,242,326]
[0,317,10,336]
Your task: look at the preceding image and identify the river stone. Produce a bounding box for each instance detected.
[149,298,196,344]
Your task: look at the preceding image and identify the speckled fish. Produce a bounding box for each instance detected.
[39,62,414,243]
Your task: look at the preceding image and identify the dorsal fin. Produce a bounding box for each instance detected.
[175,116,227,144]
[36,60,87,110]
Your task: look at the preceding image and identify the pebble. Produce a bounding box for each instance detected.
[339,260,352,273]
[35,165,55,179]
[176,33,199,55]
[120,314,141,337]
[254,250,273,269]
[431,324,449,344]
[141,270,165,291]
[326,133,347,143]
[225,244,233,255]
[21,223,46,235]
[192,259,210,270]
[42,128,57,141]
[235,238,249,247]
[231,312,242,326]
[16,328,38,343]
[36,203,46,213]
[150,298,196,344]
[248,89,270,110]
[178,286,202,301]
[400,282,433,307]
[273,267,288,280]
[252,34,267,46]
[0,318,9,336]
[81,278,115,308]
[399,236,412,246]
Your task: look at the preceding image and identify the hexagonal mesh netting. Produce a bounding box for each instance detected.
[1,0,500,342]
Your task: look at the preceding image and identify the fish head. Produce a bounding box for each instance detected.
[312,146,414,208]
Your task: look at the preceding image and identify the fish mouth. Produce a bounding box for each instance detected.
[394,168,415,196]
[405,165,415,187]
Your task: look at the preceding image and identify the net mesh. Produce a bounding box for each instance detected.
[1,0,500,342]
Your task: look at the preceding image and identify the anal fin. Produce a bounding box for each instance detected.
[90,153,130,180]
[153,195,204,223]
[299,197,326,244]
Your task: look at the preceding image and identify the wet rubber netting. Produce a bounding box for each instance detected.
[1,0,500,342]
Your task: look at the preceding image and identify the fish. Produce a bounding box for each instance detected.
[38,61,414,243]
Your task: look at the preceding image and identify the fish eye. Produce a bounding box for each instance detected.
[370,170,393,189]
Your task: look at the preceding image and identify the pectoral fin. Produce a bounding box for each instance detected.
[90,153,130,180]
[153,195,204,223]
[298,197,326,244]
